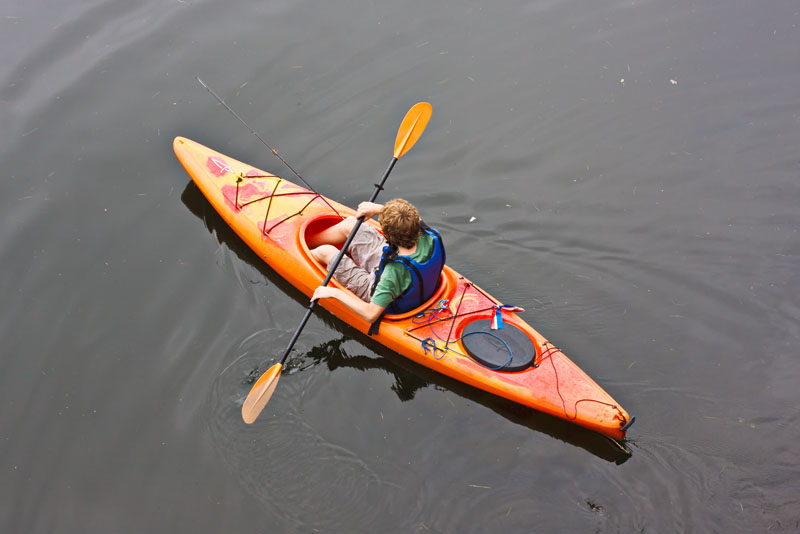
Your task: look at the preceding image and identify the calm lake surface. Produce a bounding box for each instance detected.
[1,0,799,532]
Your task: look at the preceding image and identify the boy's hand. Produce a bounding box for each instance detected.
[356,202,383,219]
[311,286,340,302]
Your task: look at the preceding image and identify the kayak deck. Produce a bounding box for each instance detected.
[173,136,632,439]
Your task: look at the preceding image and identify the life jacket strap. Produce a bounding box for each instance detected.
[368,312,384,336]
[370,244,397,297]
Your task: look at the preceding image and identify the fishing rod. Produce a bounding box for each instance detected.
[196,77,341,217]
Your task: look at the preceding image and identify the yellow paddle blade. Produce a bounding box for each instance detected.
[394,102,432,159]
[241,363,283,424]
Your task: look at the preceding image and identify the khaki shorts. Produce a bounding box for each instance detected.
[331,217,387,300]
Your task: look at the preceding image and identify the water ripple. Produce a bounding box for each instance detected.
[207,328,408,531]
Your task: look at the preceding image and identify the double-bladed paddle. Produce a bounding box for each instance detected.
[241,102,433,424]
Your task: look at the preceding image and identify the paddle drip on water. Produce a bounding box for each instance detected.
[243,366,262,385]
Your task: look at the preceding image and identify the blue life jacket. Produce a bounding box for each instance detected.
[372,225,446,315]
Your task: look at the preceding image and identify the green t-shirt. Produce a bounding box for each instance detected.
[371,231,435,308]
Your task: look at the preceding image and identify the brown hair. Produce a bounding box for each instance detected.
[379,199,420,248]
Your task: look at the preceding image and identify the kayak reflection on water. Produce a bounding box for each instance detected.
[293,334,632,464]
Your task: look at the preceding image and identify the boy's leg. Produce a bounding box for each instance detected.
[310,220,387,301]
[305,216,356,249]
[311,244,373,300]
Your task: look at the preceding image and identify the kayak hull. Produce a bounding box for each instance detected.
[173,136,632,439]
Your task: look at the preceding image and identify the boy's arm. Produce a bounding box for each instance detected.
[311,286,385,323]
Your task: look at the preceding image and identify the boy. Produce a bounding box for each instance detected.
[309,199,445,324]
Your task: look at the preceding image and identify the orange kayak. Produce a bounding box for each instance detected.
[173,136,633,440]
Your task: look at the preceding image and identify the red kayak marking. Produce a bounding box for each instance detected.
[221,182,264,211]
[207,156,232,177]
[258,218,293,247]
[220,182,303,243]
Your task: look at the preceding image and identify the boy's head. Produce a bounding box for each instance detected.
[379,199,420,248]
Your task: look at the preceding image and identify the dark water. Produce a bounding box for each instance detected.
[2,0,799,531]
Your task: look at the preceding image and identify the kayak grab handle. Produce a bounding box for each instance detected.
[621,416,636,432]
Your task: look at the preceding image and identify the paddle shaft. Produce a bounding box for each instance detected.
[277,157,398,366]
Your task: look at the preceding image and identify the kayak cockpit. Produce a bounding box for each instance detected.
[299,213,455,320]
